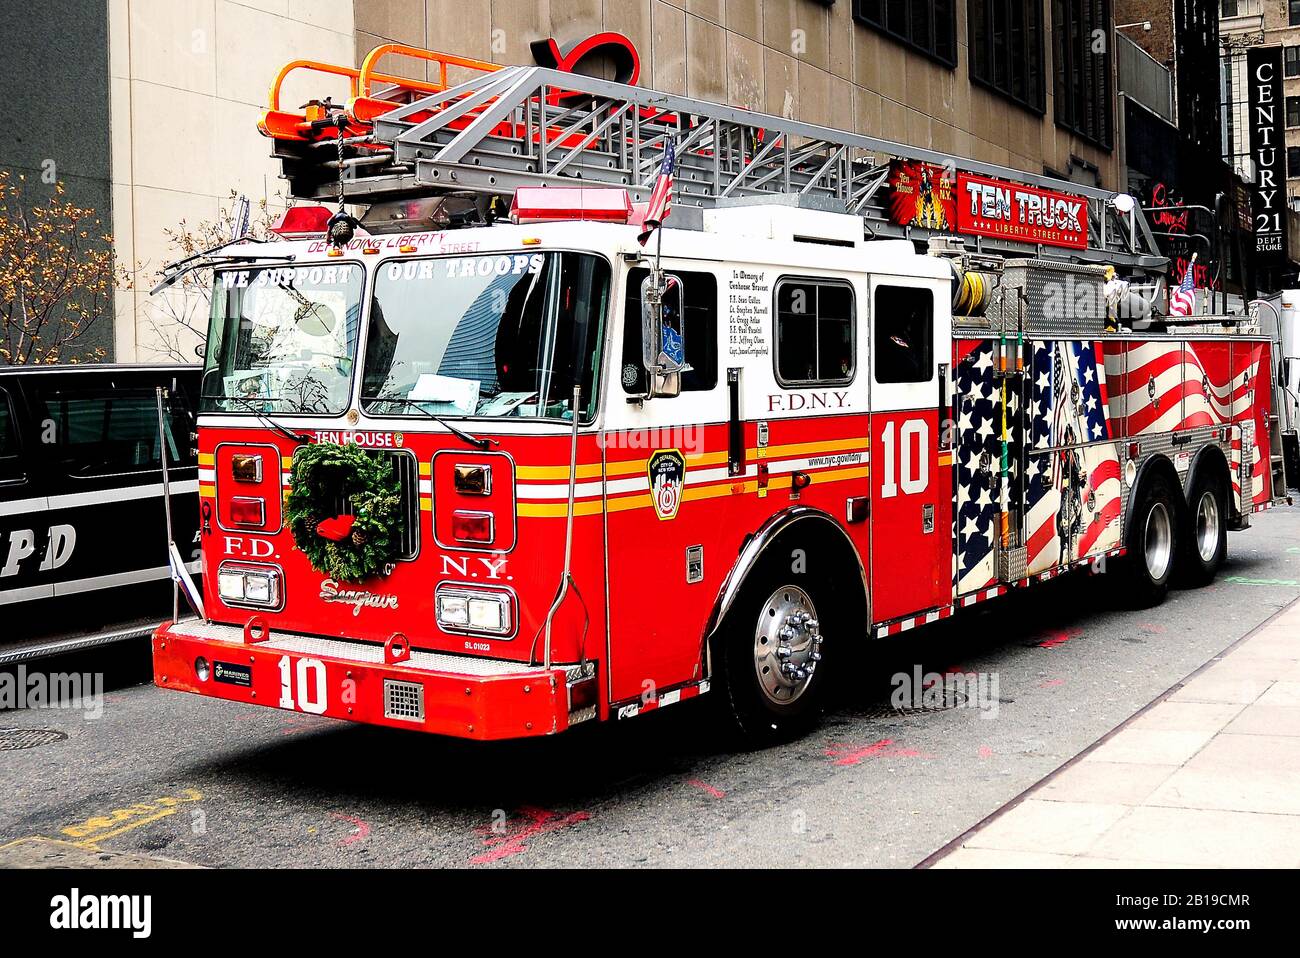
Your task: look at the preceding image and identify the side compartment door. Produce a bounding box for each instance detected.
[953,337,1002,596]
[1024,339,1123,575]
[868,281,952,623]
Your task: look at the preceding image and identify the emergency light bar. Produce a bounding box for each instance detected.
[510,187,633,224]
[270,206,334,237]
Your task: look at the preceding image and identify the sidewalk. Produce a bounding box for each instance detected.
[927,597,1300,868]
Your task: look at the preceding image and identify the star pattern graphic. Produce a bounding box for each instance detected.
[956,341,1020,590]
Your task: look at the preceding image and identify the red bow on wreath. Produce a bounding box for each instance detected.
[315,514,356,542]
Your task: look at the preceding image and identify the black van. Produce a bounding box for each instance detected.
[0,364,201,661]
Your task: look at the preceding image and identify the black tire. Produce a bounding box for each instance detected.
[1179,468,1228,586]
[1119,471,1180,608]
[715,555,837,743]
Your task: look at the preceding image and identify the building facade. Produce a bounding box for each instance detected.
[1114,0,1263,297]
[1220,0,1300,205]
[1220,0,1300,287]
[3,1,1128,363]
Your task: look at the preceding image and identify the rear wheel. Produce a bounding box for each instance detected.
[717,563,833,742]
[1119,472,1179,608]
[1180,470,1227,585]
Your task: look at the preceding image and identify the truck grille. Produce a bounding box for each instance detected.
[383,679,425,722]
[324,449,420,561]
[385,450,421,560]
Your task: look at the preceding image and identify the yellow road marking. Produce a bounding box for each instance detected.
[53,788,204,850]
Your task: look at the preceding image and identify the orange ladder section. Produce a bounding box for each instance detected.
[258,43,500,142]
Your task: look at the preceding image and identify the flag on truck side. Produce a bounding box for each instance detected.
[638,138,676,246]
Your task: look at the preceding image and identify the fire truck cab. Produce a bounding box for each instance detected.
[152,48,1286,743]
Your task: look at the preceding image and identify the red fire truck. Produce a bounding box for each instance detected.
[152,45,1287,742]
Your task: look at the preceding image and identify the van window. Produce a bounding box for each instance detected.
[774,278,855,386]
[41,388,195,477]
[874,286,934,384]
[622,268,718,393]
[0,389,22,484]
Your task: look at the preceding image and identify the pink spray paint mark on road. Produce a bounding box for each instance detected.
[923,665,970,690]
[978,745,994,759]
[824,739,934,766]
[686,779,726,798]
[471,806,591,864]
[329,813,371,847]
[1036,627,1084,648]
[1039,678,1065,688]
[1138,622,1166,635]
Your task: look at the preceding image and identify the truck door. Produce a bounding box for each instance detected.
[0,381,52,607]
[868,281,953,623]
[605,265,724,703]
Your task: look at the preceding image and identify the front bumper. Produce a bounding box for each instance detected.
[153,619,594,741]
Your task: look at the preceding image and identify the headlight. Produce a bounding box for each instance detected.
[437,594,469,627]
[217,562,282,609]
[436,586,512,637]
[468,597,504,631]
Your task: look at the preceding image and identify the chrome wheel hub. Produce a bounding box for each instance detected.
[1196,489,1220,564]
[753,585,822,704]
[1144,500,1173,581]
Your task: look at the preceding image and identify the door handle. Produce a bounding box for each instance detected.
[938,362,951,450]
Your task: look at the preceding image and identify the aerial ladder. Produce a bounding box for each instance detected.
[258,44,1168,283]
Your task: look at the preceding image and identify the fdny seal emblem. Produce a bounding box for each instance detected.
[647,449,686,520]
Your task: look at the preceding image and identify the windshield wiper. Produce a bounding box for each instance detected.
[364,397,496,450]
[201,394,313,446]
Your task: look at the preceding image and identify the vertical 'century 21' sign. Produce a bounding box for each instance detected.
[1247,46,1289,266]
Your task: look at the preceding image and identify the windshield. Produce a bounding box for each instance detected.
[200,264,363,414]
[361,252,610,420]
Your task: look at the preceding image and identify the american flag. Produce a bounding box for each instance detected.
[1168,261,1197,317]
[1100,339,1270,509]
[637,138,676,247]
[1024,341,1122,575]
[955,342,1012,594]
[1105,341,1257,435]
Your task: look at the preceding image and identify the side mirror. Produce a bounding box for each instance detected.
[640,269,690,398]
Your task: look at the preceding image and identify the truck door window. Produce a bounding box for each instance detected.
[621,268,718,393]
[43,388,196,477]
[874,286,934,384]
[0,389,22,484]
[774,278,855,386]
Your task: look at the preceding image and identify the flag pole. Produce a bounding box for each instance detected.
[155,387,180,625]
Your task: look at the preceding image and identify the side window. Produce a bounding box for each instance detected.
[622,268,719,393]
[873,286,934,384]
[42,387,196,478]
[0,388,24,484]
[774,278,855,386]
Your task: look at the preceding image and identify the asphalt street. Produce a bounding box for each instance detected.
[3,506,1299,868]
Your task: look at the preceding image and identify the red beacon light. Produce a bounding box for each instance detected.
[509,187,633,225]
[269,205,333,238]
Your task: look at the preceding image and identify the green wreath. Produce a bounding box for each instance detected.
[285,442,403,582]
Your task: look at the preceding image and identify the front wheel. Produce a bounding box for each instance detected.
[1179,471,1227,586]
[717,571,831,742]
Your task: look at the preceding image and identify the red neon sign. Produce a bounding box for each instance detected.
[530,32,641,86]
